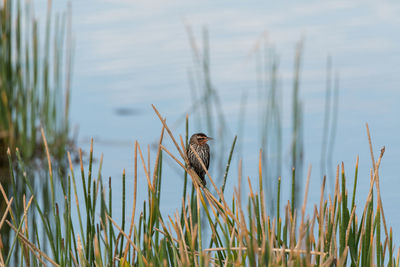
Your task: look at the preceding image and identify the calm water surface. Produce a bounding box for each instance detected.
[45,0,400,245]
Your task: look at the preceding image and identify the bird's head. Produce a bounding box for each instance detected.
[190,133,213,145]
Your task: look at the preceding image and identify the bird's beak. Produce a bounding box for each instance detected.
[206,137,213,141]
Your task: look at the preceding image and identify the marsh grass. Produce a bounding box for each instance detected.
[184,28,339,220]
[0,3,397,266]
[0,105,398,266]
[0,0,72,261]
[0,0,72,161]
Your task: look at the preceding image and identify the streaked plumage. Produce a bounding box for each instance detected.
[187,133,212,186]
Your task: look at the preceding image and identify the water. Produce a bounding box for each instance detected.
[48,0,400,247]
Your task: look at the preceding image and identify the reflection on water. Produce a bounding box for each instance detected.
[114,107,141,116]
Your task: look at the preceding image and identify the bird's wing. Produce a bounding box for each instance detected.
[205,147,210,169]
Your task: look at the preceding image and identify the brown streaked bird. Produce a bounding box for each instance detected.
[187,133,212,186]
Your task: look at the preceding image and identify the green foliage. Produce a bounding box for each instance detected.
[0,2,397,266]
[0,111,398,266]
[0,0,72,160]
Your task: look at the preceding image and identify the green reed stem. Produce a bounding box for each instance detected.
[120,170,126,255]
[108,177,113,266]
[277,176,281,244]
[181,115,189,226]
[70,156,85,247]
[291,167,295,217]
[197,189,202,266]
[222,136,237,193]
[86,140,94,263]
[5,200,32,265]
[208,136,237,249]
[351,157,359,211]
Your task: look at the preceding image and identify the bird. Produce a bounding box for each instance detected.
[187,133,212,186]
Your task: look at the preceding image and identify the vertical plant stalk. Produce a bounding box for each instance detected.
[208,136,237,249]
[181,115,189,226]
[41,128,54,214]
[320,56,331,180]
[5,196,34,265]
[291,39,304,214]
[196,186,202,266]
[222,136,237,193]
[119,169,126,256]
[123,141,138,264]
[0,0,72,158]
[85,138,94,263]
[365,124,388,241]
[108,177,113,265]
[327,73,340,186]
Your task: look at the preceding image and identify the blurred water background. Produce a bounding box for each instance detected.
[40,0,400,245]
